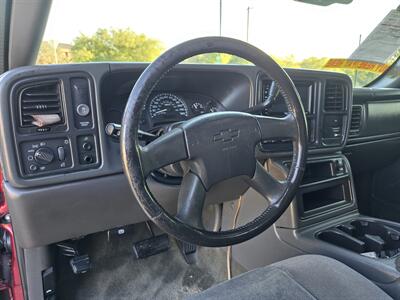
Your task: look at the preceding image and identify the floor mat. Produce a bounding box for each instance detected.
[57,224,246,300]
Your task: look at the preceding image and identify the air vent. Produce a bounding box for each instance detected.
[324,81,345,111]
[19,81,63,127]
[349,105,363,137]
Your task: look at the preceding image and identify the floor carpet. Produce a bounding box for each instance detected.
[57,223,246,300]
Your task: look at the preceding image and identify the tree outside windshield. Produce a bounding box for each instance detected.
[38,0,400,87]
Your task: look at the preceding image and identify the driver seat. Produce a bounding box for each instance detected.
[189,255,391,300]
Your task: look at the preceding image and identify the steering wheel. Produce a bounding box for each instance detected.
[121,37,307,247]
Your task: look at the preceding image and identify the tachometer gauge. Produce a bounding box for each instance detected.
[149,93,188,121]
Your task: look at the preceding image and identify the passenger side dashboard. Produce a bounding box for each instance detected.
[345,87,400,175]
[348,87,400,142]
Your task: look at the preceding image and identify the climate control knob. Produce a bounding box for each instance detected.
[34,147,55,165]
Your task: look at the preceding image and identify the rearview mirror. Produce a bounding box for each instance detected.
[295,0,353,6]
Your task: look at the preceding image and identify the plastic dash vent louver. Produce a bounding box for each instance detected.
[349,105,362,137]
[19,81,63,127]
[324,81,345,111]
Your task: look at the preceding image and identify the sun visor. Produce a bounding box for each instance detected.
[349,8,400,64]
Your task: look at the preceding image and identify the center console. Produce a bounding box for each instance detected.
[319,219,400,259]
[277,154,400,297]
[270,155,357,228]
[272,156,400,298]
[229,153,400,298]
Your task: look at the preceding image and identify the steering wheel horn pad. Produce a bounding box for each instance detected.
[121,37,307,247]
[182,112,260,189]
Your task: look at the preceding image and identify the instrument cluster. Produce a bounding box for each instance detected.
[143,92,223,128]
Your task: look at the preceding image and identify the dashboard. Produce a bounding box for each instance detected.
[0,64,353,184]
[3,62,400,252]
[0,63,353,248]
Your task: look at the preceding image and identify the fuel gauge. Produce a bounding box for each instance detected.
[206,101,218,113]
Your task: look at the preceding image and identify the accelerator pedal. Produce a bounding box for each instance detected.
[132,222,170,259]
[176,240,197,265]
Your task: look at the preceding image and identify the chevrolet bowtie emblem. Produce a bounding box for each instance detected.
[213,129,240,143]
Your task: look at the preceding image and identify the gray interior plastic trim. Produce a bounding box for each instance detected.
[348,87,400,143]
[222,188,305,270]
[274,154,358,229]
[0,63,113,188]
[277,214,400,286]
[0,0,10,73]
[5,174,175,248]
[23,246,53,300]
[5,173,248,248]
[366,101,400,135]
[8,0,52,69]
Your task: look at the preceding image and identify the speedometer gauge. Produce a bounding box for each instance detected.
[149,93,188,120]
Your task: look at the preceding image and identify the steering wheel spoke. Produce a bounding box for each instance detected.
[255,114,298,141]
[176,172,206,229]
[247,162,286,204]
[140,128,188,176]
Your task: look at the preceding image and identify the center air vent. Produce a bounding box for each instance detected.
[349,105,363,137]
[19,81,63,127]
[324,81,345,111]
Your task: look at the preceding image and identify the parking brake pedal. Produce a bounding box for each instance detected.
[132,222,170,259]
[57,241,91,274]
[70,254,91,274]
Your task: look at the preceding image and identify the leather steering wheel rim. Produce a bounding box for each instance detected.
[121,37,307,247]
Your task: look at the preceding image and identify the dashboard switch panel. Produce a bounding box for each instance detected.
[322,115,344,145]
[34,147,55,165]
[77,135,97,165]
[71,78,93,129]
[20,138,72,176]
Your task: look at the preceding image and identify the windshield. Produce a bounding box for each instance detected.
[39,0,400,87]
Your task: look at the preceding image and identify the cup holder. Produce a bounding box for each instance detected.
[318,220,400,258]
